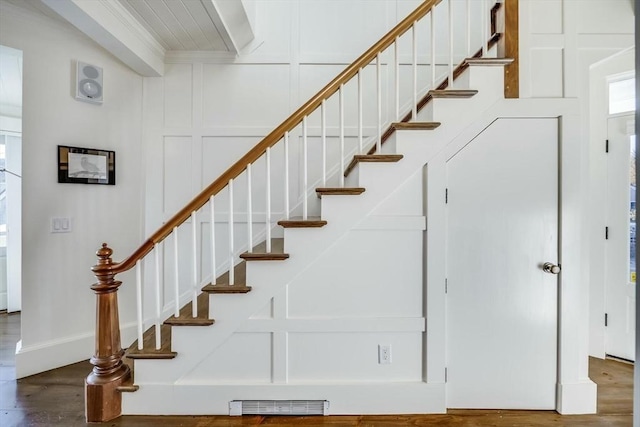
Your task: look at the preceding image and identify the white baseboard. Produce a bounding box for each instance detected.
[15,322,137,378]
[556,380,597,414]
[123,382,446,415]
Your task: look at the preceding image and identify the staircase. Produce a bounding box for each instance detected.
[85,0,519,421]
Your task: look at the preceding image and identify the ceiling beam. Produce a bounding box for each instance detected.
[201,0,254,53]
[40,0,165,77]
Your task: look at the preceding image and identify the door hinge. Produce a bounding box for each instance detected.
[445,278,448,294]
[605,139,609,153]
[605,226,609,240]
[605,313,608,327]
[445,188,448,204]
[445,367,448,382]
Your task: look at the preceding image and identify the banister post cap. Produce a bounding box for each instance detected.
[96,243,113,262]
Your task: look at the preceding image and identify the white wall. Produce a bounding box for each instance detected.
[0,1,144,377]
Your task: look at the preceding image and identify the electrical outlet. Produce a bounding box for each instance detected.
[378,344,391,364]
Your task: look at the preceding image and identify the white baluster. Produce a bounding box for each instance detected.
[284,133,290,219]
[482,0,488,56]
[448,0,454,88]
[412,23,417,120]
[321,102,327,186]
[358,69,363,153]
[302,118,308,220]
[191,211,198,318]
[173,226,180,318]
[375,55,381,153]
[136,259,143,350]
[228,179,235,285]
[467,0,472,57]
[247,164,253,252]
[339,84,345,186]
[431,10,436,88]
[266,147,272,251]
[210,195,216,285]
[154,243,162,350]
[394,37,400,121]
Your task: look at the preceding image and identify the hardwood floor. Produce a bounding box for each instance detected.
[0,313,632,426]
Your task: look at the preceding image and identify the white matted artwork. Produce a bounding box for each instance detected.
[68,152,107,180]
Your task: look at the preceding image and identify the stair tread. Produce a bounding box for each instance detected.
[117,383,139,393]
[316,187,366,197]
[464,57,514,66]
[278,217,328,228]
[164,293,214,326]
[428,89,479,98]
[126,324,177,359]
[240,238,289,260]
[343,155,403,177]
[202,283,252,293]
[391,122,441,130]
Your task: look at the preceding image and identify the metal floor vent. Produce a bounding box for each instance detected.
[229,400,329,416]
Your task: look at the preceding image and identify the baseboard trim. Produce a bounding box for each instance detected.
[15,322,137,378]
[556,380,597,414]
[123,382,445,415]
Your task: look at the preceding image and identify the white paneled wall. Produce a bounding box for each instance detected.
[520,0,634,99]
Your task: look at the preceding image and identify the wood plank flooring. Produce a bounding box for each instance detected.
[0,312,632,426]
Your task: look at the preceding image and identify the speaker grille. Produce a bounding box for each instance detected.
[229,400,329,416]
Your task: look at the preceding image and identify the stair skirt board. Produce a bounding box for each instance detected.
[122,383,446,415]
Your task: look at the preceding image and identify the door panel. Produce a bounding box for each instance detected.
[446,118,558,409]
[605,114,635,361]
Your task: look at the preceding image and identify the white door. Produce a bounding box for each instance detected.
[446,118,559,409]
[605,114,636,361]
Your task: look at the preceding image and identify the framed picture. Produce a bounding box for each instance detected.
[58,145,115,185]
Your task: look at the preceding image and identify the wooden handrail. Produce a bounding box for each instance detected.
[108,0,443,275]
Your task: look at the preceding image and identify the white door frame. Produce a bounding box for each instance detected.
[587,48,635,359]
[424,99,596,415]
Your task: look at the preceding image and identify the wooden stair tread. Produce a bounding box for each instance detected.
[391,122,441,130]
[117,383,139,393]
[316,187,366,197]
[126,324,177,359]
[278,217,327,228]
[464,57,514,66]
[164,293,214,326]
[202,283,252,293]
[428,89,478,98]
[240,238,289,261]
[343,155,403,177]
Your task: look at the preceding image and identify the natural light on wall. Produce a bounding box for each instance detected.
[609,77,636,114]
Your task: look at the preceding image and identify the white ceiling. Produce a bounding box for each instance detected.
[117,0,229,51]
[0,0,254,77]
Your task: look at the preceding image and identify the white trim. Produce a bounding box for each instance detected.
[15,322,137,379]
[123,383,446,415]
[239,317,425,333]
[556,382,598,414]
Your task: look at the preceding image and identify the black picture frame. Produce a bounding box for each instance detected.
[58,145,115,185]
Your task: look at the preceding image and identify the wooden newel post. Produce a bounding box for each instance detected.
[85,243,130,422]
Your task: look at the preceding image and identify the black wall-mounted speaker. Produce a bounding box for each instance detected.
[75,61,103,104]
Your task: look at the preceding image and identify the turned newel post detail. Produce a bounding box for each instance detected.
[85,243,130,423]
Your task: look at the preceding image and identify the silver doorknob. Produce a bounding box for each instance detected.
[543,262,561,274]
